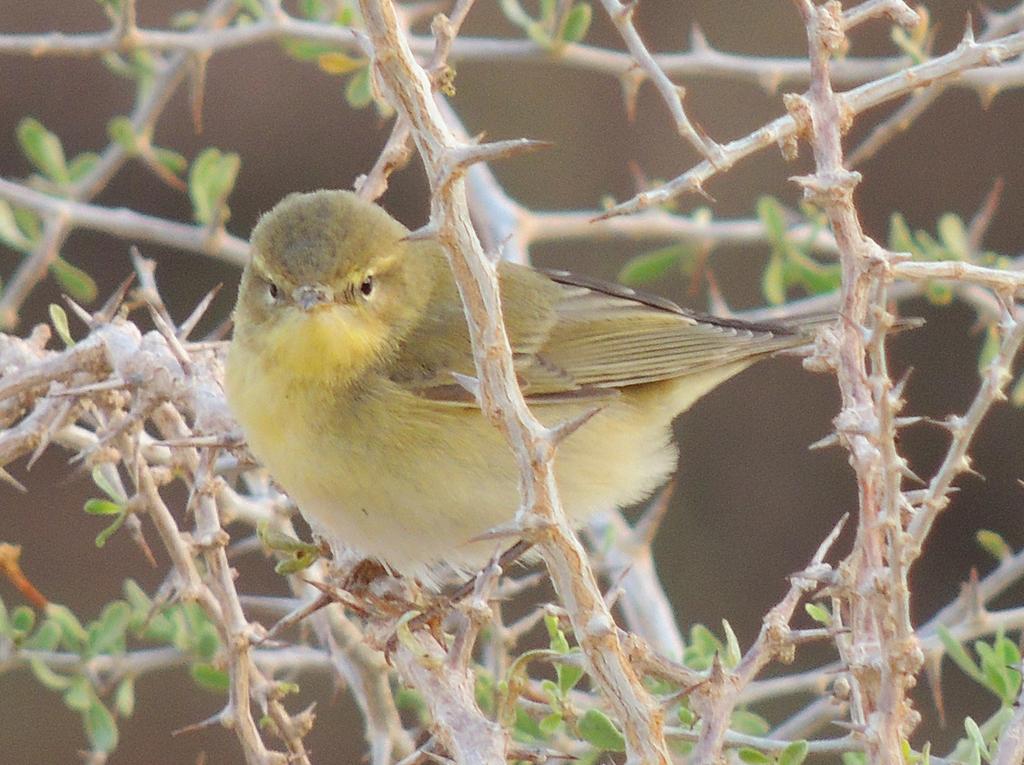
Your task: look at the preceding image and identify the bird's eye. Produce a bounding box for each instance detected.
[359,275,374,297]
[267,282,280,300]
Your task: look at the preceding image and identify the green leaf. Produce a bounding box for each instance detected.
[139,611,176,644]
[578,709,626,752]
[280,38,342,61]
[0,201,34,252]
[721,619,741,670]
[996,634,1022,668]
[738,748,772,764]
[981,655,1011,703]
[964,717,990,762]
[344,67,373,110]
[914,229,946,261]
[101,52,134,79]
[188,148,241,225]
[730,709,770,736]
[395,687,428,723]
[46,603,87,651]
[762,253,786,305]
[677,704,695,727]
[17,118,71,185]
[539,711,562,736]
[539,0,556,25]
[540,678,560,706]
[976,529,1011,562]
[561,3,592,42]
[274,553,318,575]
[757,196,790,250]
[618,245,686,286]
[976,638,1021,705]
[63,676,94,712]
[474,673,495,715]
[191,663,230,693]
[557,659,584,695]
[545,614,571,654]
[193,624,220,661]
[11,605,36,636]
[83,699,119,753]
[114,676,135,718]
[778,739,809,765]
[95,511,127,548]
[784,250,842,296]
[28,657,73,691]
[805,602,832,626]
[689,624,722,655]
[888,213,916,256]
[88,601,131,656]
[67,152,100,183]
[50,257,98,303]
[336,3,357,26]
[318,51,364,75]
[978,324,1000,375]
[524,19,553,47]
[938,213,968,260]
[938,625,985,683]
[514,705,544,741]
[91,466,123,502]
[106,116,138,153]
[84,498,122,516]
[14,207,41,242]
[258,523,319,554]
[683,623,723,670]
[500,0,534,30]
[153,147,187,176]
[21,618,61,651]
[49,304,74,347]
[127,50,158,93]
[122,579,151,616]
[298,0,327,18]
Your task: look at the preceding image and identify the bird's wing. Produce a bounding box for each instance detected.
[523,268,805,391]
[391,262,807,405]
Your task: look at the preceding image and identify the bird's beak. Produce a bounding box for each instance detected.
[293,284,333,312]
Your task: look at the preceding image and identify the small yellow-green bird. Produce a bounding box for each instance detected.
[226,190,813,583]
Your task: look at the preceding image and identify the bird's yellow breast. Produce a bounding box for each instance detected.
[227,322,754,581]
[226,306,387,470]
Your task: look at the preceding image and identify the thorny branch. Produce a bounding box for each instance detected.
[792,2,923,763]
[357,0,672,761]
[602,23,1024,217]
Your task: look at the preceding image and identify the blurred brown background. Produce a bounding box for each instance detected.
[2,1,1024,762]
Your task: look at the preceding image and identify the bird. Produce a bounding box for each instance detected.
[225,189,817,585]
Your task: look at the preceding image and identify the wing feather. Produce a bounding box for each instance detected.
[390,259,808,404]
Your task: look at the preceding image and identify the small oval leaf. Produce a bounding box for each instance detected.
[578,709,626,752]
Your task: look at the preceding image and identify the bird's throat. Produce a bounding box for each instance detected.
[240,306,388,393]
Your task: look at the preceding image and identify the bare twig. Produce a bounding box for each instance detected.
[596,0,723,163]
[0,178,248,265]
[602,27,1024,218]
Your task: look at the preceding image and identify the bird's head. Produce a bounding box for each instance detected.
[233,190,433,385]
